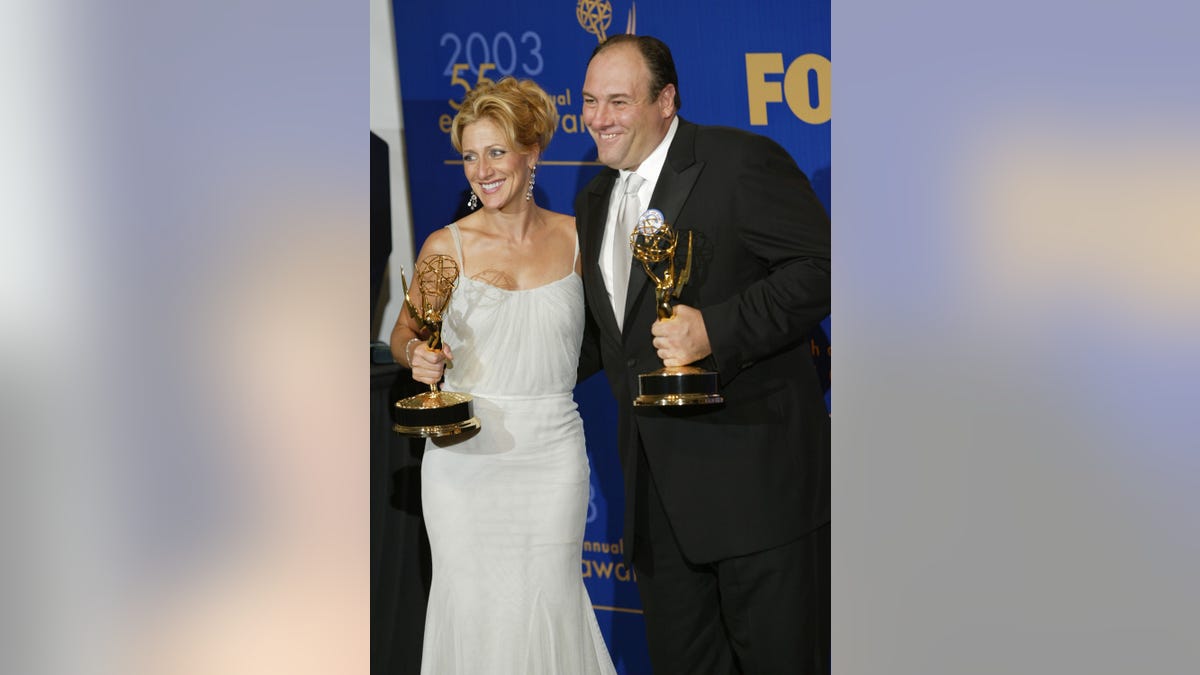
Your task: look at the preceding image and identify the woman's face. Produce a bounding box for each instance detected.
[460,118,536,212]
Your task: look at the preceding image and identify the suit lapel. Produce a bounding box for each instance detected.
[583,169,622,336]
[624,120,704,327]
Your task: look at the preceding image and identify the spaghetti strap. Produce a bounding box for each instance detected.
[572,228,580,270]
[447,223,467,275]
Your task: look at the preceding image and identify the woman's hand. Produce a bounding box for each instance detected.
[410,340,454,386]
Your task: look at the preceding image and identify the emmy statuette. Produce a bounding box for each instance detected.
[392,254,481,437]
[629,209,723,406]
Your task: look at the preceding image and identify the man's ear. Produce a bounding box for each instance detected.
[658,84,677,118]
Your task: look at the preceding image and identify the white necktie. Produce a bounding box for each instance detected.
[610,173,645,329]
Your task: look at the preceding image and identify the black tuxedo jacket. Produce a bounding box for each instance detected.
[576,118,831,564]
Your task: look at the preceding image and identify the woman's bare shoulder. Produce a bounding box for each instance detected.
[416,225,457,261]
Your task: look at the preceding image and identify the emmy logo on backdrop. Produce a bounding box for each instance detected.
[392,254,481,437]
[576,0,636,43]
[629,209,723,406]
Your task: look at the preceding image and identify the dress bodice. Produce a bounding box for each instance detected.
[439,224,584,398]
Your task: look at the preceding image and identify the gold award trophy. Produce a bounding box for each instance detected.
[630,209,723,406]
[392,254,481,437]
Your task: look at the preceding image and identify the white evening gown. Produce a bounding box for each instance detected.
[418,224,616,675]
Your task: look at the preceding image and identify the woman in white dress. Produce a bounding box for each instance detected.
[389,77,617,675]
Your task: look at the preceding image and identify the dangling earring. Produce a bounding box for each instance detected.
[467,191,479,210]
[525,165,537,201]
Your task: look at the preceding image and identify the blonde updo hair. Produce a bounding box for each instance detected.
[450,77,559,157]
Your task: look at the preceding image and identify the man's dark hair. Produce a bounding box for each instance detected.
[590,34,682,112]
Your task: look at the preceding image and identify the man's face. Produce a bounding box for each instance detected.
[581,44,676,172]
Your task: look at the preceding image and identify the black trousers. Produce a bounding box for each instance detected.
[633,447,830,674]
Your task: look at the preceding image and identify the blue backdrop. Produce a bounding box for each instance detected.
[392,2,829,671]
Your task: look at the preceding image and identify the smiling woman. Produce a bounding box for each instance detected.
[387,75,617,675]
[458,119,533,212]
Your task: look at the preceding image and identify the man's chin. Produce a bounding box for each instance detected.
[596,151,622,170]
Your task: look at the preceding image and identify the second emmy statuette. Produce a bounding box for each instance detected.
[392,254,481,437]
[630,209,723,406]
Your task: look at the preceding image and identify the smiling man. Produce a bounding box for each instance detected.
[575,34,832,674]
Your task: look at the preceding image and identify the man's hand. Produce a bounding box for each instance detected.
[650,304,711,367]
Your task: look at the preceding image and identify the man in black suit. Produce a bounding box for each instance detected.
[576,35,830,673]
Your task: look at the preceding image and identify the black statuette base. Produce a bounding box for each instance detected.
[392,390,481,437]
[634,366,723,407]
